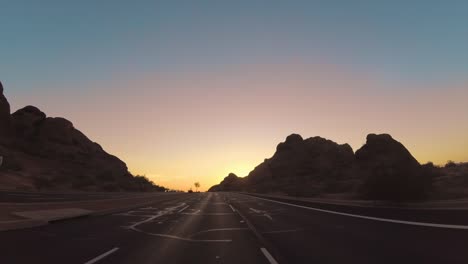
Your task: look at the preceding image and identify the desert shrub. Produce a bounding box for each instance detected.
[421,162,442,179]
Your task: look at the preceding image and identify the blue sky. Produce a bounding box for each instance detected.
[1,1,467,190]
[1,0,467,91]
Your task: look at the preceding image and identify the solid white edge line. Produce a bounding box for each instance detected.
[260,247,279,264]
[248,195,468,230]
[84,247,119,264]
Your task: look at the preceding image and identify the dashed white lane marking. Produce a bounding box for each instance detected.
[260,248,279,264]
[248,196,468,230]
[84,247,119,264]
[229,204,236,212]
[178,205,190,213]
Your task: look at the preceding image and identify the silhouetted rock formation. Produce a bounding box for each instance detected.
[12,106,46,139]
[209,133,435,201]
[210,134,359,196]
[356,134,430,200]
[0,82,12,138]
[0,82,164,192]
[208,173,244,192]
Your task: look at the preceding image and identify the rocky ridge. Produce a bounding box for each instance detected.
[209,133,433,200]
[0,81,162,191]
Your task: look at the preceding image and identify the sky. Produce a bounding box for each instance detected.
[1,0,467,191]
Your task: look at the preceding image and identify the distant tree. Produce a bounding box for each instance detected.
[194,182,200,192]
[446,160,457,168]
[422,162,442,180]
[188,188,193,193]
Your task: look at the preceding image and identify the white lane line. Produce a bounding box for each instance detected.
[250,208,262,214]
[84,247,119,264]
[178,205,190,213]
[127,203,186,229]
[131,228,232,243]
[229,204,236,212]
[260,248,279,264]
[250,208,273,221]
[181,212,234,216]
[247,196,468,230]
[189,228,249,238]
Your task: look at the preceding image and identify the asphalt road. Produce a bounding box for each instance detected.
[0,190,152,203]
[1,192,468,264]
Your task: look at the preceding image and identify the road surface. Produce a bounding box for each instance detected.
[0,190,151,203]
[1,192,468,264]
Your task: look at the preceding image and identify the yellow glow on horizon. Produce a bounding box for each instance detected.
[9,62,468,192]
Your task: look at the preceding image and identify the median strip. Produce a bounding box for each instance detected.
[13,208,92,222]
[0,193,188,232]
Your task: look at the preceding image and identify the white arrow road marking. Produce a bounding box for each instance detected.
[126,203,186,229]
[123,202,233,243]
[250,208,273,221]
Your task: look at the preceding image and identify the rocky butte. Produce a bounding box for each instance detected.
[209,133,447,201]
[0,81,163,191]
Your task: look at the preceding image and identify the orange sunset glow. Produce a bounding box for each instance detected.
[7,63,468,191]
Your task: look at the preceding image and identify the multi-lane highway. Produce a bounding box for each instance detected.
[1,192,468,264]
